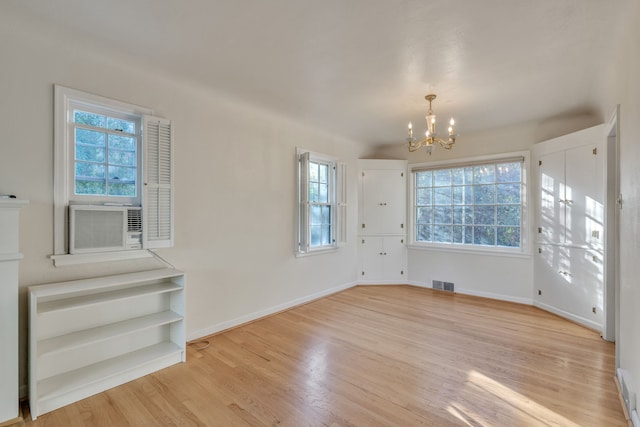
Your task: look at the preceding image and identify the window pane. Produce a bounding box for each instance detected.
[474,205,495,225]
[108,149,136,166]
[434,169,451,186]
[76,145,105,162]
[497,227,520,247]
[453,167,472,185]
[107,117,136,134]
[109,134,136,151]
[318,182,328,203]
[496,162,521,183]
[497,205,520,226]
[416,188,432,205]
[453,225,474,243]
[75,180,106,195]
[416,171,432,187]
[433,206,452,224]
[74,110,106,128]
[474,226,495,245]
[496,183,521,204]
[474,184,495,204]
[416,207,433,224]
[309,182,319,202]
[321,206,331,224]
[309,162,319,182]
[318,163,328,184]
[311,205,321,225]
[108,183,136,196]
[109,166,136,182]
[321,225,331,245]
[474,165,495,184]
[433,225,452,243]
[416,224,432,241]
[310,225,321,246]
[452,186,473,205]
[76,128,106,147]
[434,187,451,205]
[76,162,105,179]
[453,206,473,224]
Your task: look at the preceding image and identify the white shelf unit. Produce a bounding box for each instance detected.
[29,268,185,419]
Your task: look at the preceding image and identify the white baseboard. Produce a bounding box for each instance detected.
[407,280,533,305]
[187,281,357,341]
[533,300,602,331]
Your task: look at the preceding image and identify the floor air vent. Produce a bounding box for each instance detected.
[432,280,454,292]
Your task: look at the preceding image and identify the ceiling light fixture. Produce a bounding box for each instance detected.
[406,94,457,155]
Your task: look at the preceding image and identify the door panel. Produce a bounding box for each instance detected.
[538,151,566,243]
[361,170,406,235]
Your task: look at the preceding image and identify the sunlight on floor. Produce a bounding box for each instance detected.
[446,370,582,427]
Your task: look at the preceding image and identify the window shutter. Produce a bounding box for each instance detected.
[337,162,347,246]
[143,115,173,249]
[298,151,310,253]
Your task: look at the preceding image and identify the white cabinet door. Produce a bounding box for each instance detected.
[361,169,406,235]
[360,236,406,283]
[537,144,603,247]
[538,151,566,243]
[565,145,604,248]
[535,244,603,329]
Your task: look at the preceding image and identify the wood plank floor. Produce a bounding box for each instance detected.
[24,286,627,426]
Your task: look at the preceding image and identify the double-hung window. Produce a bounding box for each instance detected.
[71,105,141,203]
[53,85,174,261]
[296,149,346,255]
[411,154,527,252]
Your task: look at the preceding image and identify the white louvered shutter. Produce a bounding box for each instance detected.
[143,115,173,249]
[337,162,347,246]
[298,151,310,254]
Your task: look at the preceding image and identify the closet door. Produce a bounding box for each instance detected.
[564,145,603,248]
[538,150,566,243]
[361,169,406,235]
[535,244,603,328]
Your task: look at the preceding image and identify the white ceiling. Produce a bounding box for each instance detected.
[8,0,632,146]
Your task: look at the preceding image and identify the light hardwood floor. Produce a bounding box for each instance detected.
[24,286,627,426]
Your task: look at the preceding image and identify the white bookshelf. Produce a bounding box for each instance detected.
[29,268,185,419]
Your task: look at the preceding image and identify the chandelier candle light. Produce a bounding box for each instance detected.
[407,94,457,155]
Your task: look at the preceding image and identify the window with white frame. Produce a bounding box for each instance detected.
[297,149,346,255]
[411,156,525,250]
[71,104,141,203]
[53,85,174,259]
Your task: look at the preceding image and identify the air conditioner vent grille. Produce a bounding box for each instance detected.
[128,209,142,232]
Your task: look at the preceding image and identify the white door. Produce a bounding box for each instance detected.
[538,151,566,243]
[565,144,604,247]
[360,236,385,282]
[361,170,406,235]
[382,236,407,282]
[535,244,603,329]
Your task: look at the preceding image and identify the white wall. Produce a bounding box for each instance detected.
[600,0,640,411]
[0,7,367,392]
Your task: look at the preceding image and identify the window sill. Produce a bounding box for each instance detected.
[295,247,338,258]
[407,243,530,259]
[51,250,154,267]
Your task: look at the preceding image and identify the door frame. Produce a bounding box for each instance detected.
[603,106,620,351]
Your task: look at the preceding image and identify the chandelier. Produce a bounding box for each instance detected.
[406,94,457,155]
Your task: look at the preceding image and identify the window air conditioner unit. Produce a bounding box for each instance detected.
[69,205,142,254]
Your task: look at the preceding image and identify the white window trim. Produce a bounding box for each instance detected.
[407,150,531,256]
[296,148,346,257]
[53,85,158,263]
